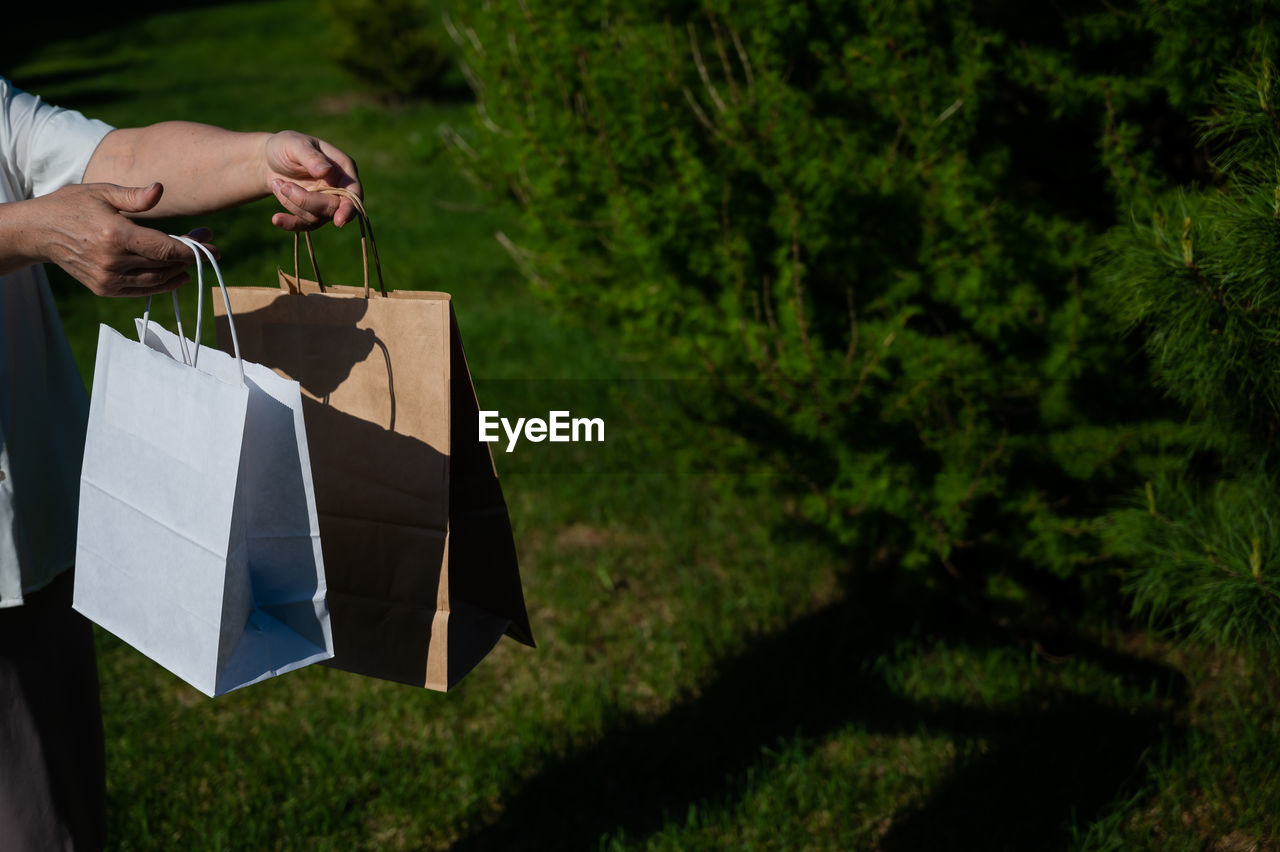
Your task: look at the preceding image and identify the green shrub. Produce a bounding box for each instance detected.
[324,0,451,101]
[445,1,1280,611]
[1099,65,1280,655]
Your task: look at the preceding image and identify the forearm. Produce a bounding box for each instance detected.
[0,197,50,274]
[82,122,271,217]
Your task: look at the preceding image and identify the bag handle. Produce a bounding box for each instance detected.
[139,285,193,367]
[290,187,386,298]
[181,236,244,384]
[139,236,245,386]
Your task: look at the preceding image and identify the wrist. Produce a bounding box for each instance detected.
[255,131,277,197]
[0,197,51,274]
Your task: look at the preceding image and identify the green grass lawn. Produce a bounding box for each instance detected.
[6,3,1279,849]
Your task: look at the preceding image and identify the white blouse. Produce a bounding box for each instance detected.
[0,77,113,607]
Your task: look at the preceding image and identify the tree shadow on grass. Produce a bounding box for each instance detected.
[451,567,1185,851]
[2,2,225,71]
[4,61,136,113]
[4,3,253,142]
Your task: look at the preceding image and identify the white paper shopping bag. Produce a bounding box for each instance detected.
[74,237,333,697]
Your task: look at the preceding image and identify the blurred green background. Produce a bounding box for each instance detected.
[6,1,1278,849]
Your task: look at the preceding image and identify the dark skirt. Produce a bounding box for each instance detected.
[0,570,106,850]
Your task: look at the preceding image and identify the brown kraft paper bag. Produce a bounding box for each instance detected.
[212,189,533,690]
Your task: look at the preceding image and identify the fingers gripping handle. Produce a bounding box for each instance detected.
[291,186,385,297]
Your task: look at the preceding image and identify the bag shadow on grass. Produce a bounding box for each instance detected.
[451,565,1187,850]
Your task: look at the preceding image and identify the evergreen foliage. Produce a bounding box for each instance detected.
[445,0,1280,642]
[1101,63,1280,655]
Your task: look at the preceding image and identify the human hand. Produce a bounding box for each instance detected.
[263,130,362,231]
[27,182,215,297]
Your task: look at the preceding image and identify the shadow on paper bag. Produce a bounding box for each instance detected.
[215,287,533,691]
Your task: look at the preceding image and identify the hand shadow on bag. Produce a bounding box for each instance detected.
[216,297,385,403]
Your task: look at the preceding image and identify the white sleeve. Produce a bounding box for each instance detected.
[0,77,114,200]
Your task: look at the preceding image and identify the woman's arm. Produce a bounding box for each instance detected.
[82,122,362,230]
[0,122,363,297]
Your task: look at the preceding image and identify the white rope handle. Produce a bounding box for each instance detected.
[173,235,244,386]
[139,282,193,366]
[138,236,244,386]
